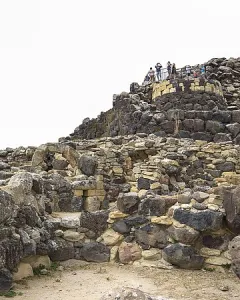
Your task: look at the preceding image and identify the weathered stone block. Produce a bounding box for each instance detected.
[163,243,204,270]
[173,208,223,231]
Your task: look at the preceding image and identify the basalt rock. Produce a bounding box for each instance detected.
[163,243,204,270]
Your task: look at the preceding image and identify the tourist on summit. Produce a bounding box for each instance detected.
[201,64,206,78]
[171,63,177,79]
[167,61,172,78]
[148,67,155,82]
[143,73,150,85]
[155,63,162,81]
[193,70,198,78]
[186,65,191,79]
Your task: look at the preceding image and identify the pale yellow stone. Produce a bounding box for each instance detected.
[84,196,100,212]
[222,172,240,185]
[205,257,231,266]
[98,196,105,202]
[200,248,221,257]
[112,166,123,174]
[96,181,104,190]
[138,189,148,198]
[150,182,161,190]
[13,263,33,281]
[130,187,138,192]
[151,216,173,225]
[109,211,129,219]
[142,248,162,260]
[101,229,123,246]
[86,189,97,197]
[74,190,83,197]
[110,246,119,261]
[208,204,219,211]
[96,175,103,181]
[22,255,51,269]
[95,190,106,196]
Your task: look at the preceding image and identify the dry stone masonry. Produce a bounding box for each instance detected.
[1,56,240,291]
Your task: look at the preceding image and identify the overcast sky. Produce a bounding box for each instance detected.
[0,0,239,149]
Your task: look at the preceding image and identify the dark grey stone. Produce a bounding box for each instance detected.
[232,110,240,123]
[191,132,212,141]
[0,268,12,292]
[48,239,74,261]
[213,133,232,143]
[216,161,235,172]
[137,177,150,190]
[173,208,223,231]
[135,224,168,249]
[78,155,98,176]
[162,243,204,270]
[112,220,131,234]
[223,186,240,233]
[0,191,14,225]
[117,192,140,214]
[226,123,240,137]
[212,111,231,123]
[167,225,200,245]
[206,120,225,134]
[138,197,166,216]
[80,242,110,262]
[80,211,109,237]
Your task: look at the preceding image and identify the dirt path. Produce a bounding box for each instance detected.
[13,262,240,300]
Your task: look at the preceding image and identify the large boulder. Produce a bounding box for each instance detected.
[100,287,165,300]
[138,196,166,216]
[173,208,223,231]
[0,238,22,271]
[80,242,110,262]
[0,191,15,225]
[4,172,38,209]
[135,224,168,249]
[80,211,109,237]
[223,186,240,233]
[167,224,200,245]
[229,236,240,278]
[48,239,74,261]
[78,155,98,176]
[0,268,12,292]
[163,243,204,270]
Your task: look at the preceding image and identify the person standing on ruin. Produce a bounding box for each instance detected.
[171,63,177,79]
[201,64,206,78]
[148,67,155,82]
[186,65,191,79]
[167,61,172,79]
[155,63,162,81]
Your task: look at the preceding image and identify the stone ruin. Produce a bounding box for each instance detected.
[1,56,240,292]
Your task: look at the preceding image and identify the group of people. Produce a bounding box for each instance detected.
[144,62,206,83]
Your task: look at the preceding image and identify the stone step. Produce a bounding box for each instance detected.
[227,106,238,110]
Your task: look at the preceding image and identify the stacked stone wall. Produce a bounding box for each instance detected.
[152,78,224,99]
[1,135,240,287]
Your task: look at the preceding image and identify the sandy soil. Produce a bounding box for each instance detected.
[12,261,240,300]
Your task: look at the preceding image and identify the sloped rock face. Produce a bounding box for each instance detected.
[62,57,240,145]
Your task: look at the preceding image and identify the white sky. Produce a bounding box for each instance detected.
[0,0,239,149]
